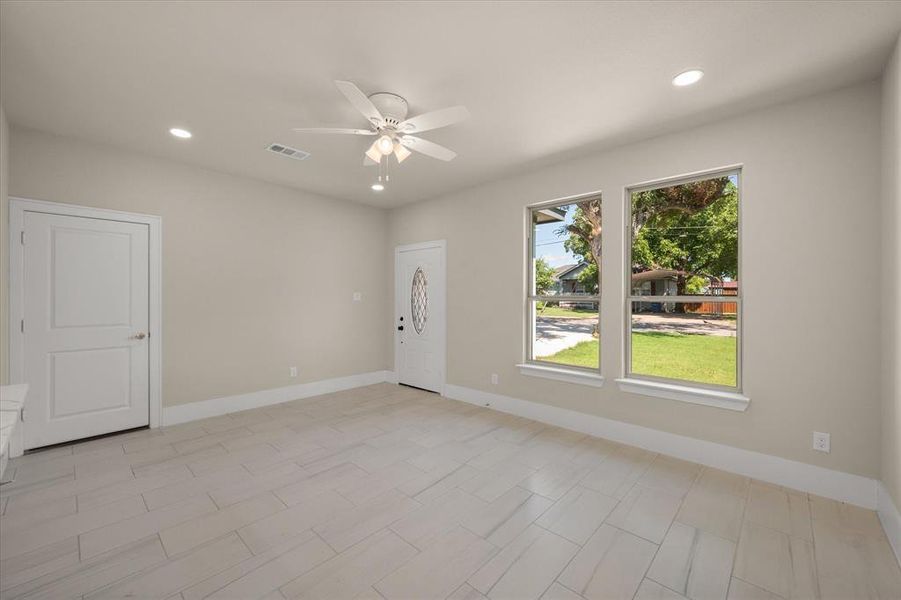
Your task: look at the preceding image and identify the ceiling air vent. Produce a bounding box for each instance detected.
[266,143,310,161]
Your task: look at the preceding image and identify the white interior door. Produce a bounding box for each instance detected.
[22,211,150,449]
[395,242,446,393]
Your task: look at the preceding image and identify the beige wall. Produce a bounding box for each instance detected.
[2,78,893,484]
[0,105,8,386]
[389,82,883,479]
[8,127,390,407]
[882,35,901,507]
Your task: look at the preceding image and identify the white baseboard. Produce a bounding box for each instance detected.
[161,374,884,515]
[162,370,394,426]
[444,384,879,510]
[877,481,901,567]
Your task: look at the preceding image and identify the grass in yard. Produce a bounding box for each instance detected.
[539,339,599,367]
[539,332,736,387]
[536,305,598,318]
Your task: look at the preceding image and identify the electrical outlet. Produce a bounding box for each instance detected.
[352,292,362,302]
[289,366,298,378]
[813,431,830,453]
[490,373,499,385]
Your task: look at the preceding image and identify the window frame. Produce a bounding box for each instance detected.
[524,191,603,378]
[623,167,743,393]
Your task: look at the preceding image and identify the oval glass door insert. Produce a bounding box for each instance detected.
[411,267,429,334]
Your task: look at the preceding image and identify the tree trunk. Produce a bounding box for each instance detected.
[675,274,686,313]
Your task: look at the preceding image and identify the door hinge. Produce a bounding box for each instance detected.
[20,231,24,245]
[20,319,24,333]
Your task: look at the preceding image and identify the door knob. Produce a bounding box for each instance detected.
[397,326,404,331]
[131,332,147,340]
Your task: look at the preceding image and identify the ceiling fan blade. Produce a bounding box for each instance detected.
[400,136,457,161]
[399,105,469,133]
[292,127,375,135]
[335,80,384,126]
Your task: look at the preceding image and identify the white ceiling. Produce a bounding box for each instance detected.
[2,2,900,208]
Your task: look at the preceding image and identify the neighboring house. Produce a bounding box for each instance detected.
[631,269,738,315]
[551,261,597,308]
[631,268,680,297]
[553,262,591,295]
[533,206,568,224]
[631,269,680,313]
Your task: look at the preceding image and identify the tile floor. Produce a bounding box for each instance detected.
[1,383,899,600]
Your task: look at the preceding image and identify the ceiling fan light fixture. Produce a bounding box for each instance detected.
[371,182,385,192]
[365,142,383,163]
[394,142,411,163]
[376,134,394,155]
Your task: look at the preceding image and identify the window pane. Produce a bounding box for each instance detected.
[630,174,738,296]
[531,300,599,369]
[532,196,601,297]
[630,301,736,387]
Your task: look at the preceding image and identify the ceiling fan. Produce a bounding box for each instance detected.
[293,81,469,166]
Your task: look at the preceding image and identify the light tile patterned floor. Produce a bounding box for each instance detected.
[1,383,899,600]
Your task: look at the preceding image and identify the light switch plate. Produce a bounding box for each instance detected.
[352,292,362,302]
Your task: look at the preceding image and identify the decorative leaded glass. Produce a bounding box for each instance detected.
[411,267,428,334]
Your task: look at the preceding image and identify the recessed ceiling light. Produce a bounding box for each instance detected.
[169,127,192,139]
[672,69,704,87]
[371,183,385,192]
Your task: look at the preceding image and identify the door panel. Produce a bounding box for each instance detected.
[52,227,132,327]
[396,244,445,393]
[50,348,132,417]
[24,211,150,448]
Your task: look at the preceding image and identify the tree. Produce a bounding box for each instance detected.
[557,198,602,292]
[534,257,556,295]
[631,177,730,239]
[631,178,737,306]
[554,178,735,309]
[577,262,599,294]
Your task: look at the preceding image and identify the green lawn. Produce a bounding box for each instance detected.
[539,332,736,387]
[535,305,598,318]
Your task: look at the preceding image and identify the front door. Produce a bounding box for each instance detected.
[395,242,445,393]
[22,211,151,449]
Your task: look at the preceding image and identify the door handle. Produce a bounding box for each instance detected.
[131,332,147,340]
[397,326,404,331]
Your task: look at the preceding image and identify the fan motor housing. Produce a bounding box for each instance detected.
[368,92,408,126]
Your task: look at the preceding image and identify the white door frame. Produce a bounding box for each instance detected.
[394,240,446,395]
[8,197,163,432]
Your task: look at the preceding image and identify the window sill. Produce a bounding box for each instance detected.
[615,378,749,412]
[516,363,605,387]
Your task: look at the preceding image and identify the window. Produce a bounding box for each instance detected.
[626,170,741,391]
[526,194,602,375]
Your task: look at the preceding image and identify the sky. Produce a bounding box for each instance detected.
[533,204,580,268]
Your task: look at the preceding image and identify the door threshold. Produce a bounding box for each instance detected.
[398,383,440,394]
[26,425,150,454]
